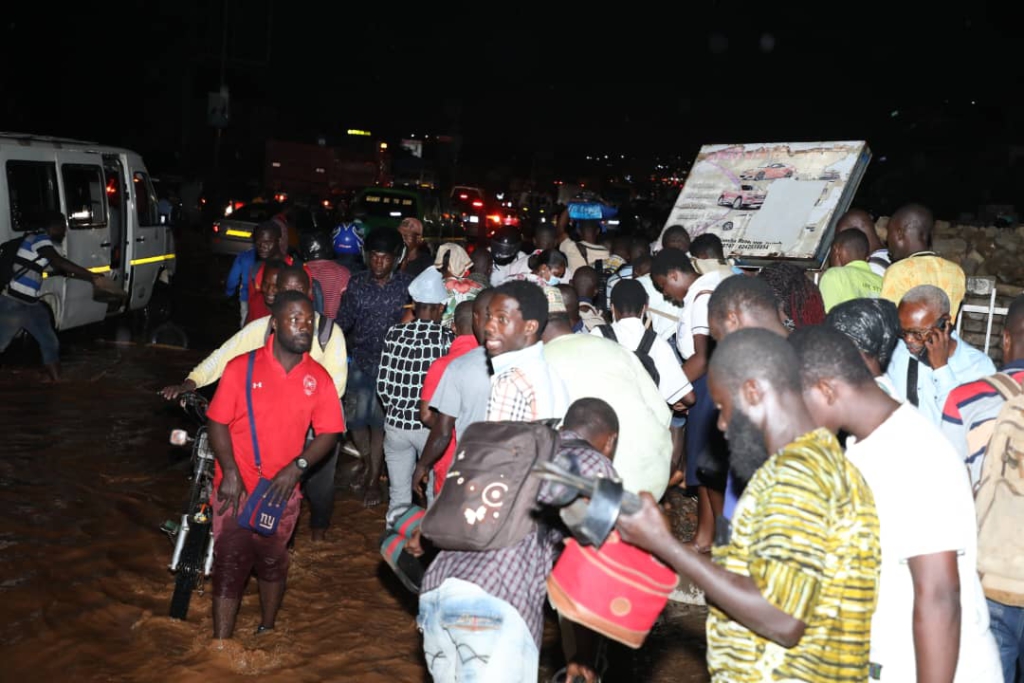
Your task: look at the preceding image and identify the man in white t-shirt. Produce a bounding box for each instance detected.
[636,273,682,341]
[651,247,734,552]
[793,325,1000,683]
[590,279,694,409]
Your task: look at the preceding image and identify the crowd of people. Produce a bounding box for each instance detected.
[154,201,1024,683]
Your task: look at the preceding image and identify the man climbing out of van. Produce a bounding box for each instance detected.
[0,211,106,382]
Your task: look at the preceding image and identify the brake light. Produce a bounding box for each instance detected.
[487,214,502,224]
[472,200,484,208]
[459,193,468,200]
[212,222,220,233]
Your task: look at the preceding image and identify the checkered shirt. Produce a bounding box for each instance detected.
[420,431,617,646]
[486,367,537,422]
[377,320,454,429]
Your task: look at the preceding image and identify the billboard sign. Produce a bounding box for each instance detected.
[663,141,871,266]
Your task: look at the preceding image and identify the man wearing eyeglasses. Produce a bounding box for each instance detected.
[885,284,995,425]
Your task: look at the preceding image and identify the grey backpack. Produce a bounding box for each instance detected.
[420,419,561,551]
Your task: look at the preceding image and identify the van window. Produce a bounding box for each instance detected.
[62,164,108,229]
[6,161,59,232]
[358,192,418,219]
[133,172,160,227]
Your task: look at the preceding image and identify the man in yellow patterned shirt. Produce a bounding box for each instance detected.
[880,203,966,318]
[617,328,880,682]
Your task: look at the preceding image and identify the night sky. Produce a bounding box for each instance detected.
[1,3,1018,215]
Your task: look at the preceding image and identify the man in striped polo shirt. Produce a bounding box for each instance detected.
[942,294,1024,681]
[0,211,104,381]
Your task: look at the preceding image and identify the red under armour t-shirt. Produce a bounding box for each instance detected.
[420,334,479,494]
[207,335,345,494]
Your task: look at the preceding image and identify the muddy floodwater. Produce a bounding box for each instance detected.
[0,244,710,682]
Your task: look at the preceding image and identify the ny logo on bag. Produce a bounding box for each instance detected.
[259,512,275,529]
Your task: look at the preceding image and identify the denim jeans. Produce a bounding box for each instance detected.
[988,598,1024,683]
[343,363,385,429]
[0,295,59,364]
[418,578,539,683]
[383,425,429,527]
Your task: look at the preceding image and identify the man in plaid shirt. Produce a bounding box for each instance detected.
[417,399,619,683]
[483,280,569,422]
[377,267,453,526]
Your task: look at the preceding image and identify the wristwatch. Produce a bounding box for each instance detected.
[294,457,309,471]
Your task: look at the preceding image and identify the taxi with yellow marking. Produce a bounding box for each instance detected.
[0,132,176,331]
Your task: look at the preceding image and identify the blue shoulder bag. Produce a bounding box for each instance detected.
[237,351,290,536]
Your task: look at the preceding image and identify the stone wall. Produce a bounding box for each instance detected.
[876,216,1024,363]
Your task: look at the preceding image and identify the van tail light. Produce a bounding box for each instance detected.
[472,200,484,208]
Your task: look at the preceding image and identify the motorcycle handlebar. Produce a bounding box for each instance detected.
[177,392,209,422]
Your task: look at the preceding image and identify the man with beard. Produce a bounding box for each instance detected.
[706,274,787,523]
[793,325,1000,682]
[885,284,994,425]
[205,291,345,638]
[615,328,881,682]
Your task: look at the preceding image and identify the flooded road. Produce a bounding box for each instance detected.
[0,240,710,682]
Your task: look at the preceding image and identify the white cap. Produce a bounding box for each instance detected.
[408,266,448,304]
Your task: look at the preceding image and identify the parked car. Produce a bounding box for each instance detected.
[210,202,283,257]
[739,163,795,181]
[718,184,767,209]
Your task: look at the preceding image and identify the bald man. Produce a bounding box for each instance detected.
[880,203,966,319]
[836,208,889,276]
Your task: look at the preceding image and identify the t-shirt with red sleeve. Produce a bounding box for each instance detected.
[207,335,345,494]
[245,256,301,324]
[420,335,479,493]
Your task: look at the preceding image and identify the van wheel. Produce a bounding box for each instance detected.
[142,280,174,328]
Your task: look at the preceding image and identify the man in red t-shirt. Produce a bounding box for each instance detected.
[206,291,345,639]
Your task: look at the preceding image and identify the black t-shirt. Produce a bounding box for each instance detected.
[403,251,434,278]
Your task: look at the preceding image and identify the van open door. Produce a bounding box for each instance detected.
[55,152,115,330]
[125,160,170,311]
[102,155,129,303]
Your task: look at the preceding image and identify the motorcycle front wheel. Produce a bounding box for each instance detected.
[169,520,211,620]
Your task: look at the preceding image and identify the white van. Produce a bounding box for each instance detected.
[0,133,176,330]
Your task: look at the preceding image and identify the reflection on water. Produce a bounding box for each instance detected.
[0,340,708,682]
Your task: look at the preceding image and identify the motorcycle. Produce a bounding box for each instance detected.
[161,392,216,620]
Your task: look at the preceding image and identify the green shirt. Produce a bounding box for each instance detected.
[819,259,884,312]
